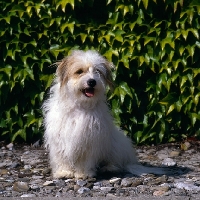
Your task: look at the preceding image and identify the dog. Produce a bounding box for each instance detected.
[42,50,169,179]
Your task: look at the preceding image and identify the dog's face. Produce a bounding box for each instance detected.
[56,50,113,108]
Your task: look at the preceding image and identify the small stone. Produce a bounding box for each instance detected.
[169,151,180,157]
[65,179,74,183]
[21,194,36,197]
[93,185,100,190]
[131,179,143,187]
[174,182,200,191]
[54,179,66,187]
[44,186,56,193]
[0,177,5,182]
[0,163,7,168]
[194,181,200,186]
[32,175,44,179]
[24,165,32,169]
[157,153,168,160]
[43,181,55,186]
[153,190,166,196]
[106,193,116,197]
[109,177,121,184]
[100,186,114,192]
[147,176,167,186]
[162,158,177,166]
[181,141,191,151]
[121,178,133,187]
[77,187,90,194]
[13,182,29,192]
[6,143,13,150]
[93,182,102,187]
[43,168,51,175]
[9,162,19,168]
[76,179,87,187]
[30,184,40,190]
[74,184,80,191]
[0,169,8,175]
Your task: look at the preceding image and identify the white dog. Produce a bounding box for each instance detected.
[43,50,168,179]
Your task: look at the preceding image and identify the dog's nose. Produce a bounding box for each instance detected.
[87,79,96,87]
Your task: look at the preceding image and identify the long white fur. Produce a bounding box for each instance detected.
[43,50,167,179]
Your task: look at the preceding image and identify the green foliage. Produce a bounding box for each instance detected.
[0,0,200,144]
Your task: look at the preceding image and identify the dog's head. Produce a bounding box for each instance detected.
[55,50,114,108]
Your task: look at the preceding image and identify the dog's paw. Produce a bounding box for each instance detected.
[74,170,96,180]
[53,170,74,179]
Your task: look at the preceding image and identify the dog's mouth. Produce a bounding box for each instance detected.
[81,88,95,98]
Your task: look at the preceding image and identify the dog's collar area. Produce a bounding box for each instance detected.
[81,88,95,97]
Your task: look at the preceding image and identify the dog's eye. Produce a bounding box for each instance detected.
[75,69,83,75]
[96,69,102,75]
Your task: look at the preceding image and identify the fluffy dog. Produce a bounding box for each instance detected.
[43,50,167,179]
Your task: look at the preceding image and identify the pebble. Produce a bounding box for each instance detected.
[21,193,36,197]
[153,190,166,196]
[77,187,90,194]
[0,142,200,198]
[169,150,180,157]
[109,177,121,184]
[13,182,29,192]
[121,178,133,187]
[43,181,55,186]
[76,179,87,187]
[157,153,169,160]
[174,182,200,191]
[100,186,114,192]
[6,143,13,151]
[162,158,177,166]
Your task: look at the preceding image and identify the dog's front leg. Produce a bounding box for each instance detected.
[73,157,97,179]
[49,150,75,179]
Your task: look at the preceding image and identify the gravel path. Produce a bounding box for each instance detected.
[0,141,200,199]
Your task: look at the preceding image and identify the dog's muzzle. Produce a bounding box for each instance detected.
[81,79,96,98]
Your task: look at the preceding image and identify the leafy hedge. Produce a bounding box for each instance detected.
[0,0,200,144]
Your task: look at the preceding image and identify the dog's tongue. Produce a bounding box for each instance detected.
[85,88,94,97]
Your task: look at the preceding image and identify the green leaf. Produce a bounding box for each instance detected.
[189,113,200,126]
[142,0,149,9]
[119,82,133,99]
[12,129,26,142]
[159,93,177,105]
[167,104,175,115]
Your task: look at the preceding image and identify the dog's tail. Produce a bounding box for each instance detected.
[126,164,174,176]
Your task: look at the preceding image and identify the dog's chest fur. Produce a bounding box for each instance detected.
[45,94,113,164]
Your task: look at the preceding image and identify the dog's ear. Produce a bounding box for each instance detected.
[104,61,115,91]
[56,57,69,88]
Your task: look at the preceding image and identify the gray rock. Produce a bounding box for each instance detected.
[13,182,29,192]
[21,193,36,197]
[76,179,87,187]
[157,153,169,160]
[162,158,177,166]
[43,181,55,186]
[77,187,90,194]
[30,184,40,190]
[169,150,181,157]
[121,178,133,187]
[174,182,200,191]
[100,186,114,192]
[109,177,121,184]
